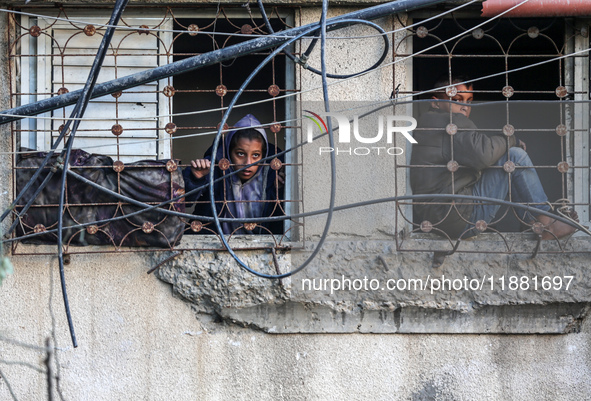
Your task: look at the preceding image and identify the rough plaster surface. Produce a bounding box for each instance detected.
[0,254,591,400]
[3,4,591,401]
[157,240,591,334]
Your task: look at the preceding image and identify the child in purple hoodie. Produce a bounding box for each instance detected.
[183,114,285,235]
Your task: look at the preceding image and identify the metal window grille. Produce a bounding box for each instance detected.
[394,14,590,255]
[8,5,302,255]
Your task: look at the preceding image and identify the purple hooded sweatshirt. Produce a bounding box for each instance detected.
[183,114,284,234]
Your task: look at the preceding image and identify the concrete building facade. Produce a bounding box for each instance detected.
[1,1,591,400]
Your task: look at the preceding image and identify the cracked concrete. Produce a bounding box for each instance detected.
[156,239,591,334]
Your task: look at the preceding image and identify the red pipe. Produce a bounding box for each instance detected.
[482,0,591,17]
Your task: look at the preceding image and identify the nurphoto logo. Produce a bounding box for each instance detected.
[304,110,418,156]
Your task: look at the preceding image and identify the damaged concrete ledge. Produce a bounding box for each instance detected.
[155,239,591,334]
[221,302,589,334]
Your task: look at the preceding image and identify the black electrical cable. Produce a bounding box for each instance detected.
[207,27,329,278]
[256,0,390,80]
[0,0,447,125]
[206,12,388,279]
[7,94,585,247]
[6,190,584,246]
[7,96,585,250]
[56,0,129,348]
[5,0,585,282]
[1,107,80,228]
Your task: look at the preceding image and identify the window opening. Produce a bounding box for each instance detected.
[8,6,301,255]
[394,13,590,254]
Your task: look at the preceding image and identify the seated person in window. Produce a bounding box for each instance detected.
[410,75,577,240]
[183,114,285,235]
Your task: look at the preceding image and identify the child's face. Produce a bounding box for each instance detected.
[431,84,473,118]
[230,137,264,182]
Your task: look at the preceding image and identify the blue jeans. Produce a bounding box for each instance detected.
[465,147,550,237]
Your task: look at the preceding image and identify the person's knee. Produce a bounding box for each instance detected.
[508,147,533,167]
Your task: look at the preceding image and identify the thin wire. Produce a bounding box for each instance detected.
[4,86,585,157]
[0,0,532,130]
[7,0,588,275]
[6,191,585,248]
[56,0,130,349]
[207,0,342,279]
[0,360,45,374]
[205,16,336,278]
[0,366,18,401]
[1,1,478,40]
[0,0,477,125]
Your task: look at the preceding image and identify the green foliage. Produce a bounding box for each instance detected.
[0,255,12,285]
[0,225,11,285]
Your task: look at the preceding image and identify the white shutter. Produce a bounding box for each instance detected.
[23,13,173,162]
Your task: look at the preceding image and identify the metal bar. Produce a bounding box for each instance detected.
[147,251,183,274]
[57,0,130,349]
[0,0,446,125]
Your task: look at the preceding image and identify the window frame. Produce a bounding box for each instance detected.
[395,11,591,252]
[9,6,302,255]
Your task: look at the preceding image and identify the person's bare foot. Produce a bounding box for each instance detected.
[537,210,579,240]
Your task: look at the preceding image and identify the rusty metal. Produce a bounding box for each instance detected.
[532,221,545,235]
[475,220,488,232]
[446,123,457,135]
[555,86,568,98]
[244,222,257,231]
[447,160,459,172]
[163,85,176,97]
[111,124,123,136]
[165,122,177,134]
[58,124,70,135]
[57,87,69,96]
[147,251,183,275]
[111,91,122,98]
[190,221,203,232]
[142,222,155,234]
[113,161,124,172]
[394,0,590,256]
[187,24,199,36]
[270,123,281,133]
[445,86,457,97]
[503,161,515,173]
[556,124,567,136]
[270,157,282,170]
[137,25,150,35]
[86,225,99,235]
[217,122,229,132]
[166,160,178,172]
[527,26,539,39]
[2,0,443,125]
[218,158,231,171]
[268,84,280,97]
[241,24,254,35]
[420,220,433,233]
[34,224,46,233]
[16,2,588,261]
[416,26,428,38]
[29,25,41,37]
[215,84,227,97]
[393,9,590,257]
[84,25,96,36]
